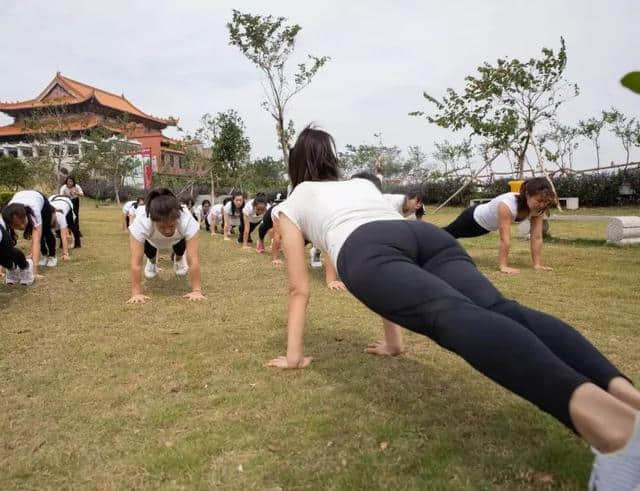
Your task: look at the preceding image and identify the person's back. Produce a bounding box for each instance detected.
[278,178,400,265]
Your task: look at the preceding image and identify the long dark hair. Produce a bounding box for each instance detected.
[66,176,76,187]
[406,186,426,219]
[145,188,181,222]
[288,125,340,189]
[1,203,36,240]
[515,177,556,214]
[230,190,245,216]
[253,192,267,208]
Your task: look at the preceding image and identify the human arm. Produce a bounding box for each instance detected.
[324,254,346,290]
[497,203,519,274]
[242,214,251,248]
[365,318,405,356]
[127,235,149,304]
[266,215,312,369]
[184,235,205,301]
[530,214,551,271]
[31,226,42,275]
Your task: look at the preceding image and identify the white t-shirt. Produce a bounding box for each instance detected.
[223,201,242,226]
[9,190,45,227]
[123,200,136,216]
[274,179,402,268]
[473,192,519,231]
[242,199,266,224]
[208,204,224,222]
[49,195,74,230]
[60,184,83,198]
[129,209,199,249]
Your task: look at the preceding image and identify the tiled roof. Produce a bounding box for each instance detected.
[0,73,173,126]
[0,115,124,137]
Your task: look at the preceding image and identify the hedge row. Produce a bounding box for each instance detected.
[386,169,640,207]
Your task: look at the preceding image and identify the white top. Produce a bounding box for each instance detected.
[0,215,5,242]
[223,201,242,226]
[274,179,402,268]
[60,184,84,198]
[49,195,74,230]
[129,209,199,249]
[123,200,136,216]
[242,199,266,224]
[473,192,519,231]
[9,190,45,227]
[208,203,224,222]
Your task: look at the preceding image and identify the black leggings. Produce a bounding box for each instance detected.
[443,205,490,239]
[258,207,275,241]
[144,239,186,260]
[337,220,626,430]
[0,225,28,270]
[238,220,260,244]
[40,199,56,258]
[71,197,80,234]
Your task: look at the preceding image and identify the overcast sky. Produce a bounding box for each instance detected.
[1,0,639,171]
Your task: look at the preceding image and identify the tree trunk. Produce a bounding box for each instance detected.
[595,140,600,169]
[276,111,289,168]
[530,136,562,212]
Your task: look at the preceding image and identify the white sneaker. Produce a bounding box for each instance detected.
[589,415,640,490]
[309,247,323,268]
[144,259,158,279]
[20,259,34,286]
[38,256,48,267]
[4,267,21,285]
[46,256,57,267]
[173,255,189,276]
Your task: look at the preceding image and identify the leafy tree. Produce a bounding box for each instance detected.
[540,121,580,171]
[227,10,329,165]
[339,133,404,177]
[242,156,287,191]
[210,109,251,186]
[0,155,31,190]
[578,116,605,168]
[432,139,474,176]
[82,127,139,204]
[603,107,639,164]
[412,38,578,178]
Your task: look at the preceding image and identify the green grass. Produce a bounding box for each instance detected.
[1,202,639,490]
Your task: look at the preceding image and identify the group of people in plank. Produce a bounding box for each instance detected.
[1,126,638,489]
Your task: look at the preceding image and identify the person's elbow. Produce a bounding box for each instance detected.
[289,284,310,302]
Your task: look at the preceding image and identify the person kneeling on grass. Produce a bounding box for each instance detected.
[127,188,205,304]
[268,126,640,489]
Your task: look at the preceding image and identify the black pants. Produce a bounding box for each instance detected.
[238,221,260,244]
[443,205,490,238]
[40,199,57,258]
[0,225,28,270]
[144,239,186,260]
[258,207,275,241]
[337,220,626,431]
[72,197,81,236]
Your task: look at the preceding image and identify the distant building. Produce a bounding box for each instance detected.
[0,72,200,179]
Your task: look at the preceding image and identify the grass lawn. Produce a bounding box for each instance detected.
[1,202,639,490]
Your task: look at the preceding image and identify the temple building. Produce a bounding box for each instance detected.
[0,72,197,177]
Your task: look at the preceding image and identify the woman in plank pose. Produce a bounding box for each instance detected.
[443,178,555,274]
[268,126,640,489]
[127,188,204,304]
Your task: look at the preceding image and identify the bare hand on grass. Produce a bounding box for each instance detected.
[265,356,313,369]
[127,294,150,304]
[327,280,347,291]
[364,340,404,356]
[184,291,206,302]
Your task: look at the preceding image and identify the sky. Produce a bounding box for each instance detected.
[1,0,639,172]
